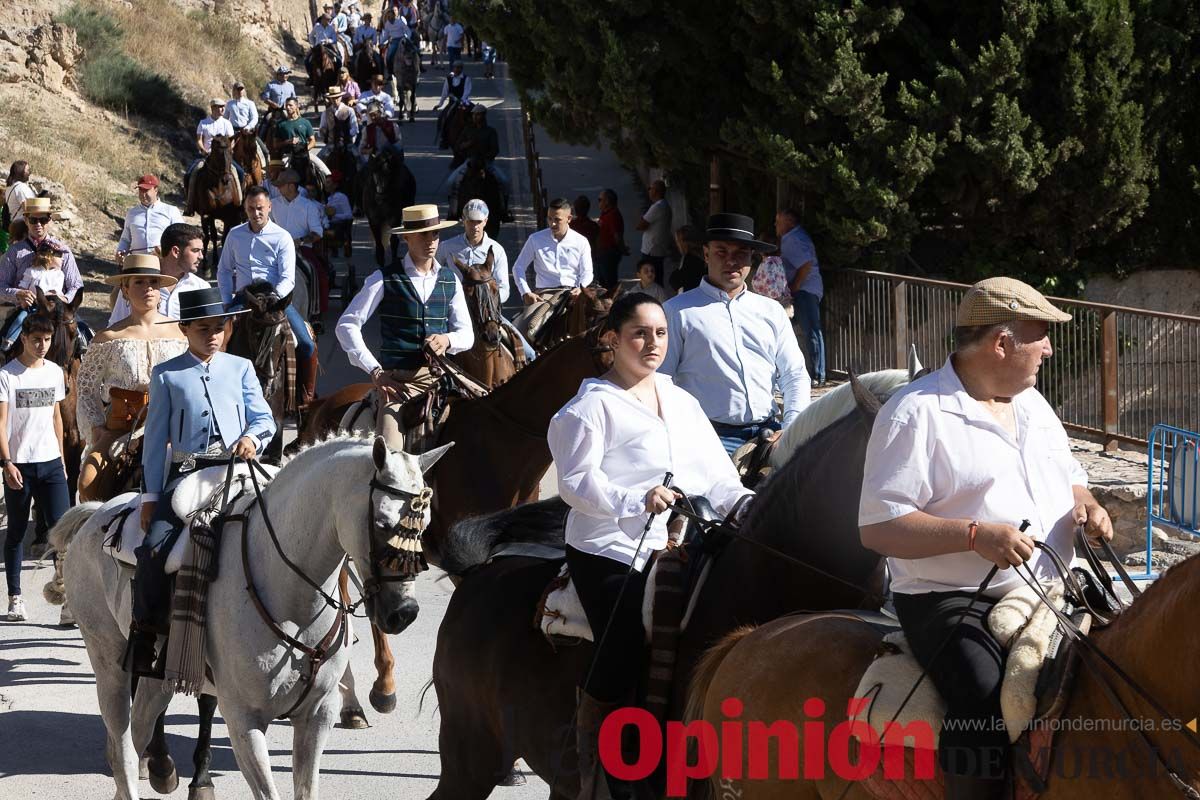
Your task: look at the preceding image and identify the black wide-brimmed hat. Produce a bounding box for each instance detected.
[158,287,248,323]
[704,212,776,252]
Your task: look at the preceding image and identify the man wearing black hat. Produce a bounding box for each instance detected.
[660,213,811,455]
[125,287,275,676]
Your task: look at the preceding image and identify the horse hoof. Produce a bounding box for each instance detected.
[338,706,370,729]
[138,755,149,780]
[189,785,216,800]
[499,768,527,786]
[148,756,179,794]
[368,688,397,714]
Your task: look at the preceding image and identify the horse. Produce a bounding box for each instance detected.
[306,43,341,112]
[392,36,420,122]
[284,141,327,202]
[451,248,524,389]
[421,0,449,68]
[454,157,503,239]
[230,129,266,191]
[685,549,1200,799]
[361,147,417,266]
[350,44,385,90]
[186,135,244,271]
[437,98,472,151]
[424,371,915,798]
[51,435,448,800]
[519,285,612,354]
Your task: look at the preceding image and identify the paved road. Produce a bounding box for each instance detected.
[0,48,641,798]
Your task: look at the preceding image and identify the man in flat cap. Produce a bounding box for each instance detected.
[858,276,1113,799]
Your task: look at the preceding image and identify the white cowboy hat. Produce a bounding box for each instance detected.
[391,204,458,236]
[103,254,180,287]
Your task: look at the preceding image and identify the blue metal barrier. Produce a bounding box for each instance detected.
[1142,424,1200,579]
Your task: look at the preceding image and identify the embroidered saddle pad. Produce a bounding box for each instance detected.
[101,463,280,573]
[511,288,570,347]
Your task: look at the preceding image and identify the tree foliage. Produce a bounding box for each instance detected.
[461,0,1199,285]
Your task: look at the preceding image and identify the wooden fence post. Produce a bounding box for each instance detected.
[893,280,908,370]
[709,156,723,216]
[1102,310,1119,451]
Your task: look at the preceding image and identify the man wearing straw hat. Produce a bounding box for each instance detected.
[125,286,275,676]
[858,276,1113,799]
[317,86,360,161]
[336,203,474,449]
[115,174,183,265]
[109,224,210,326]
[0,197,85,341]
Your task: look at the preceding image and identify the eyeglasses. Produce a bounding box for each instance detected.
[27,216,51,225]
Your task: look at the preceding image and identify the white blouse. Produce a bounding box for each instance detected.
[548,374,753,571]
[77,337,189,440]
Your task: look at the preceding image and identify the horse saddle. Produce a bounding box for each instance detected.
[101,463,281,573]
[731,429,779,489]
[512,289,571,349]
[845,578,1096,800]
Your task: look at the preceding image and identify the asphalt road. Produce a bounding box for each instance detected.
[0,49,630,799]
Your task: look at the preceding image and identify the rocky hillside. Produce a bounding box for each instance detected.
[0,0,313,322]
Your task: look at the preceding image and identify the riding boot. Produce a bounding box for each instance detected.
[124,546,171,678]
[575,690,633,800]
[298,351,319,407]
[943,772,1008,800]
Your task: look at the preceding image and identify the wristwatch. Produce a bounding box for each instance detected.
[0,458,11,467]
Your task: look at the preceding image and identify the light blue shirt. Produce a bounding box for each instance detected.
[660,279,811,426]
[261,79,297,109]
[438,233,511,303]
[117,201,183,254]
[310,21,338,45]
[780,224,823,299]
[216,220,296,305]
[353,24,378,47]
[224,97,259,131]
[141,350,276,499]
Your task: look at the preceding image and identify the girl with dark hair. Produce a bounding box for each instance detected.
[547,291,754,799]
[3,161,34,252]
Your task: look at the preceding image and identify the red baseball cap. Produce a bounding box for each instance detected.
[135,174,159,189]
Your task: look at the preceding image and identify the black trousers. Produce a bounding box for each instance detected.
[892,590,1010,779]
[565,545,648,703]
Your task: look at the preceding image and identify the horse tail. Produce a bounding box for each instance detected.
[44,501,103,605]
[683,625,756,727]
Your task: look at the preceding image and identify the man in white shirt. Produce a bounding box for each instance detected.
[116,174,183,263]
[512,197,593,305]
[432,61,471,113]
[437,199,534,361]
[336,204,473,450]
[858,277,1113,799]
[189,99,236,183]
[225,81,259,133]
[443,14,465,64]
[660,212,810,455]
[357,74,397,121]
[270,169,330,324]
[310,7,338,45]
[635,179,671,286]
[109,223,210,325]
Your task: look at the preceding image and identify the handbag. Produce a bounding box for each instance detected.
[105,386,149,432]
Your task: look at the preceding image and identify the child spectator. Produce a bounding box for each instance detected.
[1,240,65,351]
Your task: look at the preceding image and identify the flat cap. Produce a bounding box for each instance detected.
[956,277,1072,327]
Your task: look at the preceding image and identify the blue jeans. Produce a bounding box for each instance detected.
[793,289,825,382]
[2,307,29,348]
[4,458,69,596]
[284,304,316,361]
[710,419,781,458]
[386,39,402,74]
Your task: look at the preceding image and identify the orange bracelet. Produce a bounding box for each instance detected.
[968,520,979,551]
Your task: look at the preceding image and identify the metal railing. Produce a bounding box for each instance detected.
[521,110,548,229]
[1140,424,1200,578]
[822,269,1200,446]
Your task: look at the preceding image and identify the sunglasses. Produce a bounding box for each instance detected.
[27,216,51,225]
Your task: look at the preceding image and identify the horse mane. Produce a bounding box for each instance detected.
[279,430,373,467]
[770,370,910,468]
[440,497,569,577]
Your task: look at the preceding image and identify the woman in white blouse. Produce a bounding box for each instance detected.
[547,291,753,798]
[76,256,188,500]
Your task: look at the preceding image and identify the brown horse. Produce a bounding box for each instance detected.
[306,43,340,112]
[686,552,1200,800]
[361,147,417,267]
[186,135,244,269]
[424,375,903,798]
[452,248,524,389]
[231,128,266,190]
[523,286,611,353]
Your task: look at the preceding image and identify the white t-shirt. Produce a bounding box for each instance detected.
[18,267,65,296]
[0,360,65,464]
[444,22,465,48]
[196,116,235,151]
[640,198,671,257]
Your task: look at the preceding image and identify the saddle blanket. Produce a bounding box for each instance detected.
[101,463,280,573]
[511,289,569,345]
[849,579,1067,749]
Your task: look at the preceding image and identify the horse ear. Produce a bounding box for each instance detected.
[418,441,454,474]
[35,286,48,310]
[907,345,923,381]
[848,372,882,419]
[372,435,388,470]
[69,287,84,311]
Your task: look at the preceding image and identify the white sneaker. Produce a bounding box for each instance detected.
[7,595,27,622]
[59,602,75,627]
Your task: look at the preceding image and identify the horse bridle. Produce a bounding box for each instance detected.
[460,269,503,349]
[362,477,433,598]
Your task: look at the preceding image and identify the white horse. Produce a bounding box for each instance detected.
[51,435,450,800]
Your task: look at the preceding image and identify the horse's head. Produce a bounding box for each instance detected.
[238,279,290,322]
[465,156,487,180]
[30,287,81,366]
[568,285,611,336]
[357,436,454,634]
[455,249,502,348]
[209,135,234,171]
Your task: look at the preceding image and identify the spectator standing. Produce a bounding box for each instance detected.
[3,161,35,248]
[0,314,69,622]
[594,188,625,290]
[667,224,706,295]
[776,208,825,385]
[570,195,600,249]
[116,174,183,263]
[444,15,466,64]
[635,179,671,286]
